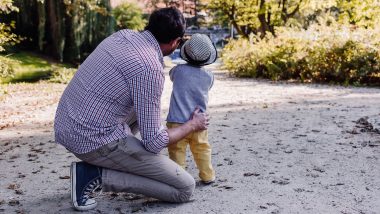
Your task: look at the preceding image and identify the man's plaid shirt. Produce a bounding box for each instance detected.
[54,30,169,154]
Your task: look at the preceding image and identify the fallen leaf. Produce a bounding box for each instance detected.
[7,183,20,190]
[8,199,20,206]
[243,172,260,177]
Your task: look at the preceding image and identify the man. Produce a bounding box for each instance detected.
[54,7,209,211]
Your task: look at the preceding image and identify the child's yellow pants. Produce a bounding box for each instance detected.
[167,122,215,182]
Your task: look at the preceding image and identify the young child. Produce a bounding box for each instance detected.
[166,33,217,184]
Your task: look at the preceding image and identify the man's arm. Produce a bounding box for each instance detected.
[128,69,208,152]
[129,69,169,153]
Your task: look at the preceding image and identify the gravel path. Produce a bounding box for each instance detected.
[1,64,379,214]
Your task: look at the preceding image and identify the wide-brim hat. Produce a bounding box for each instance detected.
[180,33,217,66]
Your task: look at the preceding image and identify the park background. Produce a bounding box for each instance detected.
[0,0,380,213]
[1,0,380,86]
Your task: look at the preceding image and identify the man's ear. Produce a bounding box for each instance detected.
[170,37,182,48]
[160,37,182,56]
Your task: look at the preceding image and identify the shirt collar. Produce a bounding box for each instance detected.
[141,30,164,67]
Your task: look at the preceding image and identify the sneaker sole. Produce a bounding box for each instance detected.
[71,162,97,211]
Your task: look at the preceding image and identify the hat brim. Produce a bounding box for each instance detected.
[180,39,218,66]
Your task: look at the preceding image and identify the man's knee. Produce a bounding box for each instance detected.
[175,179,195,203]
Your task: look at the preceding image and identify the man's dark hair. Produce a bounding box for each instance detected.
[145,7,186,44]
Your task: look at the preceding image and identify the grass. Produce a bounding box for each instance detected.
[0,51,76,84]
[1,52,51,83]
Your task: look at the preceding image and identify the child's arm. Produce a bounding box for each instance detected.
[169,67,176,81]
[209,71,215,90]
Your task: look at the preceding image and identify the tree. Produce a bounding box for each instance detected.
[63,0,114,62]
[209,0,305,38]
[192,0,212,27]
[296,0,380,29]
[0,0,21,51]
[336,0,380,28]
[209,0,380,38]
[6,0,114,62]
[112,2,146,31]
[0,0,23,79]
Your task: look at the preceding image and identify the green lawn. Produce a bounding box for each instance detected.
[0,52,76,84]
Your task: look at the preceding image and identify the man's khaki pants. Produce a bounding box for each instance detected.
[74,136,195,203]
[167,122,215,182]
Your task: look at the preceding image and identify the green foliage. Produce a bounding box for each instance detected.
[335,0,380,28]
[112,2,146,31]
[208,0,305,37]
[0,0,22,51]
[48,66,77,84]
[222,26,380,85]
[296,0,380,29]
[209,0,380,37]
[64,0,110,16]
[0,55,18,79]
[63,0,114,62]
[0,52,51,83]
[0,0,19,13]
[0,52,76,84]
[6,0,114,62]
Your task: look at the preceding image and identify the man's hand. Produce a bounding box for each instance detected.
[189,107,209,131]
[167,107,210,145]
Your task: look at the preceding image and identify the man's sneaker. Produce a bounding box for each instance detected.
[70,162,102,211]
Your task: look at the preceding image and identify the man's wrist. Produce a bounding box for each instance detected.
[167,120,196,145]
[185,120,196,132]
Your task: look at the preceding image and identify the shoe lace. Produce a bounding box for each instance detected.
[81,178,102,203]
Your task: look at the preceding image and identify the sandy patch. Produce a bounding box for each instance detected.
[0,64,379,213]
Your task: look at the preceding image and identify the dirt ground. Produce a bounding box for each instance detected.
[1,63,380,214]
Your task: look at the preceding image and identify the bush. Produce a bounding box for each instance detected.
[48,66,77,84]
[0,55,17,80]
[222,26,380,85]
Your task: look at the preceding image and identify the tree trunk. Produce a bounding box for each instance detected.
[46,0,65,62]
[258,0,269,37]
[37,1,46,51]
[8,0,114,63]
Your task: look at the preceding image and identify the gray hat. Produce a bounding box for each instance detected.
[180,33,217,66]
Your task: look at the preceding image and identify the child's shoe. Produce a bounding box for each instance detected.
[201,178,215,185]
